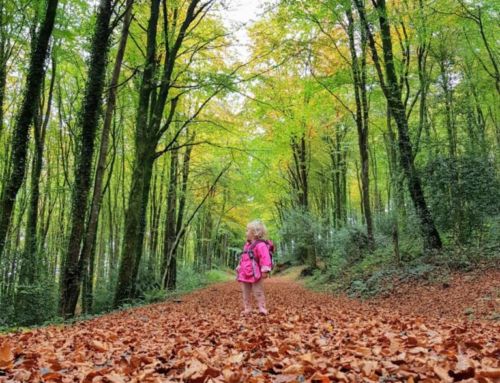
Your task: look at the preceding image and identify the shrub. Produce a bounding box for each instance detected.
[13,280,58,326]
[424,155,500,244]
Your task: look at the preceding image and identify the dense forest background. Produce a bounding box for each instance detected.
[0,0,498,327]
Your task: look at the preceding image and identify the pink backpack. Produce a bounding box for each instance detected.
[241,239,275,276]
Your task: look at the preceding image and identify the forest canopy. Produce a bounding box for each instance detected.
[0,0,498,326]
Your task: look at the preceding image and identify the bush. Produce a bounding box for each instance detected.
[424,155,500,244]
[13,280,58,326]
[279,209,363,267]
[0,296,14,329]
[143,288,168,303]
[279,209,326,264]
[92,282,115,314]
[176,265,206,292]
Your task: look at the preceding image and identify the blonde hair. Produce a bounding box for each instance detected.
[247,220,268,240]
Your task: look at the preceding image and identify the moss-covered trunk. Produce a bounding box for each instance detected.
[59,0,114,318]
[0,0,59,259]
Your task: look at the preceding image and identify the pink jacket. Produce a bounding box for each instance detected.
[236,241,272,283]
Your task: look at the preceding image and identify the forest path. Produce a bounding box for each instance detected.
[1,276,499,382]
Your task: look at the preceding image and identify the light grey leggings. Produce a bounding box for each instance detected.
[241,279,266,312]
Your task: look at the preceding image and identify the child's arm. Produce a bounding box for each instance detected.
[256,242,272,277]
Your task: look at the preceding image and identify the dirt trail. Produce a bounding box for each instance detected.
[1,277,499,382]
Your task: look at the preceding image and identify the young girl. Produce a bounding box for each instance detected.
[236,220,272,315]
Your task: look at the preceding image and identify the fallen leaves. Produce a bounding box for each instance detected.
[449,352,475,380]
[0,342,13,370]
[182,359,220,382]
[0,277,498,382]
[371,269,500,321]
[477,368,500,378]
[89,340,108,352]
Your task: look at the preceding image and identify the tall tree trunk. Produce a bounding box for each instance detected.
[163,149,178,290]
[148,158,167,277]
[354,0,442,251]
[81,0,134,315]
[114,0,161,306]
[328,128,347,229]
[0,0,58,259]
[438,53,457,158]
[59,0,114,318]
[19,55,56,285]
[384,106,406,216]
[115,146,155,304]
[290,134,315,267]
[346,7,374,248]
[415,43,430,154]
[415,0,430,154]
[0,41,7,138]
[163,138,193,289]
[290,134,309,211]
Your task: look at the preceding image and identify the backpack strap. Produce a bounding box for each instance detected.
[250,239,266,251]
[241,239,265,255]
[239,240,273,279]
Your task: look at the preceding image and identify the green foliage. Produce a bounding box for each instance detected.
[279,209,330,263]
[177,266,232,291]
[0,295,14,329]
[424,155,500,243]
[205,268,233,283]
[302,219,500,299]
[92,280,116,314]
[12,279,58,326]
[143,288,168,304]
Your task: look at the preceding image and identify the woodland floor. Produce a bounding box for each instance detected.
[0,271,499,383]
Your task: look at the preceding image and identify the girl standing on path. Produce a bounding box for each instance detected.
[236,220,272,315]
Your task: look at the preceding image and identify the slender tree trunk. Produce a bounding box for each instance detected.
[415,43,430,154]
[290,135,309,211]
[438,55,457,158]
[163,149,178,290]
[114,0,161,307]
[354,0,442,251]
[0,0,58,259]
[176,140,193,243]
[346,7,374,248]
[290,134,315,266]
[328,128,347,229]
[459,3,500,94]
[0,41,7,138]
[59,0,114,318]
[163,139,193,289]
[384,106,405,216]
[19,55,56,285]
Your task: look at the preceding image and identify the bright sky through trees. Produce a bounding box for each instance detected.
[219,0,267,61]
